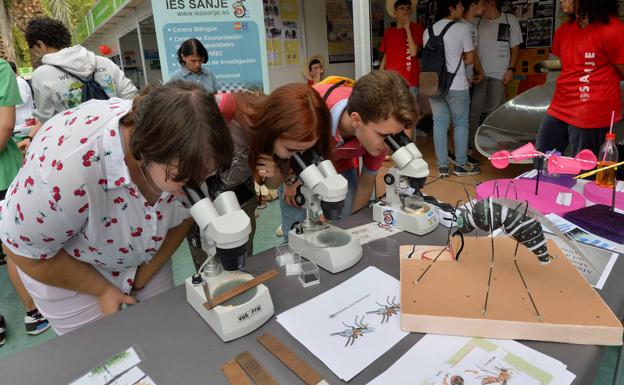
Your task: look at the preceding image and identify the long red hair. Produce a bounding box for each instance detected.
[233,83,333,180]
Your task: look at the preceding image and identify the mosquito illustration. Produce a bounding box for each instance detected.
[329,315,375,347]
[478,366,513,385]
[366,296,400,324]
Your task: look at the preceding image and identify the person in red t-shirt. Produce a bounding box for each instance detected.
[536,0,624,157]
[278,72,419,241]
[380,0,424,98]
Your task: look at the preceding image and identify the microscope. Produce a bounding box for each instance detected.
[372,132,439,235]
[288,150,363,273]
[183,187,274,342]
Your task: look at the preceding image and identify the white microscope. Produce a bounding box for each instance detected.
[372,132,439,235]
[288,150,363,273]
[183,187,274,342]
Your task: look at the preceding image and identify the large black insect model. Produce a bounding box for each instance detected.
[455,198,551,263]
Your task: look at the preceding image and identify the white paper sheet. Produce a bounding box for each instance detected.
[277,266,408,381]
[348,222,403,245]
[108,367,146,385]
[547,235,618,289]
[368,335,575,385]
[70,347,142,385]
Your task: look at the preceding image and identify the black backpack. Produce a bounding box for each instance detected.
[419,21,462,99]
[52,65,110,102]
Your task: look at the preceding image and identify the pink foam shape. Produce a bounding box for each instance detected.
[547,155,581,175]
[490,150,510,169]
[476,179,585,216]
[510,142,540,159]
[575,149,598,170]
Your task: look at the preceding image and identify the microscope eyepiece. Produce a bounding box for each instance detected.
[384,132,411,151]
[290,149,323,174]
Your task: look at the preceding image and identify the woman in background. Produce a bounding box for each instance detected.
[169,38,219,93]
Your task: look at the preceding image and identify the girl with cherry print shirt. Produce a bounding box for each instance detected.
[0,82,234,335]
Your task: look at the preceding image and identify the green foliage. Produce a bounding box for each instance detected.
[68,0,94,27]
[11,25,30,67]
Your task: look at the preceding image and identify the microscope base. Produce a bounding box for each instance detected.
[372,201,439,235]
[185,270,274,342]
[288,224,362,273]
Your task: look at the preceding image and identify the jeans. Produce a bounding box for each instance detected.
[469,77,506,149]
[279,168,358,243]
[430,89,471,168]
[536,114,608,157]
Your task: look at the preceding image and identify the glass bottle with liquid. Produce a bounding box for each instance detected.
[596,133,619,188]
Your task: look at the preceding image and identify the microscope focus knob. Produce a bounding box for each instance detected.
[384,174,395,185]
[191,273,203,285]
[295,192,305,206]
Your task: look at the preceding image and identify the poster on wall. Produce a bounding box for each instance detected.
[525,17,554,48]
[264,0,304,68]
[326,0,354,63]
[151,0,269,93]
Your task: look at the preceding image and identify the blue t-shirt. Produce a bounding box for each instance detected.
[169,65,219,93]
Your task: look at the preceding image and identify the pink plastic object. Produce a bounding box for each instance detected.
[547,155,581,175]
[510,142,540,160]
[583,181,624,210]
[575,149,598,170]
[490,150,510,169]
[475,179,586,216]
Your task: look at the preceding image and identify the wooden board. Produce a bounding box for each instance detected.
[400,237,623,345]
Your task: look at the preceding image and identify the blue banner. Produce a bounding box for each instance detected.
[151,0,269,93]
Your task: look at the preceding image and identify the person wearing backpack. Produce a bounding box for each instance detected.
[422,0,479,177]
[25,17,137,124]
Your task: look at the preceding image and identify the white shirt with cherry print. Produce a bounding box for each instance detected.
[0,98,190,294]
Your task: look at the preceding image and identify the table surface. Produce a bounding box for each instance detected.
[1,209,623,385]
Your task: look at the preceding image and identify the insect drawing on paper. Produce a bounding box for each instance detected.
[329,315,375,347]
[464,366,514,385]
[366,296,400,324]
[443,374,465,385]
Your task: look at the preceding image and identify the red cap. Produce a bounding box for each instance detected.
[606,133,616,140]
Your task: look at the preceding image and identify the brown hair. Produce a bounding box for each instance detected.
[347,70,418,129]
[127,80,233,185]
[232,83,333,179]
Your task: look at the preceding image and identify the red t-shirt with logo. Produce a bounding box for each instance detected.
[313,82,387,174]
[548,17,624,129]
[380,23,425,87]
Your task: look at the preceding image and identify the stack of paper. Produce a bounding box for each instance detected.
[70,347,157,385]
[277,266,409,381]
[369,335,575,385]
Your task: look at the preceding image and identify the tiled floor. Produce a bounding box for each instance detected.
[0,133,620,384]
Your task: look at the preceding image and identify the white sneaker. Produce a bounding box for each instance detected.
[275,225,284,237]
[25,312,51,336]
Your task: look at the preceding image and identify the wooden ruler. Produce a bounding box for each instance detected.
[235,351,279,385]
[204,269,278,310]
[221,360,254,385]
[257,333,330,385]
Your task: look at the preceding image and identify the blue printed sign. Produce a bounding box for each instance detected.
[151,0,269,93]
